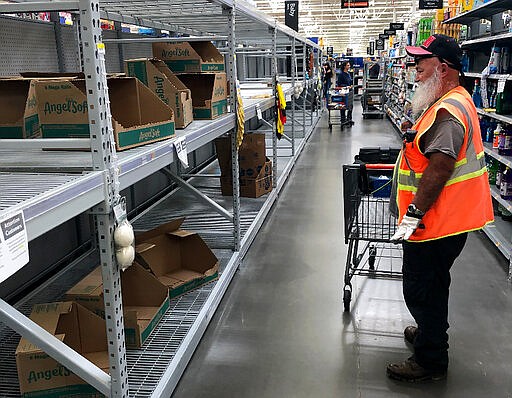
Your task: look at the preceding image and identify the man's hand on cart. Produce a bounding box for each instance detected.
[391,204,425,242]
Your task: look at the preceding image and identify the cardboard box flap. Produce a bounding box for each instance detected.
[16,331,65,355]
[133,78,175,124]
[157,275,183,289]
[0,79,31,125]
[168,229,195,238]
[71,303,108,354]
[83,351,110,374]
[136,234,182,277]
[151,59,190,92]
[16,302,74,354]
[135,242,156,254]
[65,267,103,298]
[16,302,107,355]
[124,306,160,321]
[121,263,168,306]
[190,41,224,63]
[136,218,185,242]
[181,235,219,273]
[166,268,204,282]
[177,74,215,106]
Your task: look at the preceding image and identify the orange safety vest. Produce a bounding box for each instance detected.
[395,86,494,242]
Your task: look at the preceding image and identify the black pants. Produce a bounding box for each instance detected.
[402,233,468,372]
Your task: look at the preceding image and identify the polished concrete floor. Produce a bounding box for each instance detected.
[172,103,512,398]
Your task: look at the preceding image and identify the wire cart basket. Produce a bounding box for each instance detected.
[327,86,354,130]
[342,163,402,312]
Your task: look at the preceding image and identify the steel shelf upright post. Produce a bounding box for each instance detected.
[291,37,296,156]
[303,44,307,137]
[78,0,129,395]
[226,1,241,251]
[271,25,278,188]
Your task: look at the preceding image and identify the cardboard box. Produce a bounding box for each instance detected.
[0,79,33,138]
[22,77,175,150]
[74,77,176,150]
[215,133,267,177]
[135,218,219,298]
[16,302,108,398]
[125,58,193,129]
[215,133,272,198]
[24,79,90,139]
[152,41,225,73]
[65,263,170,348]
[220,159,273,198]
[177,73,228,120]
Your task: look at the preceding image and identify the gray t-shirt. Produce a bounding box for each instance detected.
[419,109,465,159]
[389,109,465,217]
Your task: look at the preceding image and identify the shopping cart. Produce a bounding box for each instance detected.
[327,87,354,130]
[342,162,402,312]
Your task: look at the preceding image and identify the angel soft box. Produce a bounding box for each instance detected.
[135,218,219,298]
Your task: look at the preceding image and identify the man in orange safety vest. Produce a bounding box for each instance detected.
[387,34,494,382]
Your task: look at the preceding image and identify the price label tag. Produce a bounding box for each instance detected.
[113,201,126,223]
[256,105,262,121]
[174,136,189,168]
[497,76,508,93]
[0,211,29,283]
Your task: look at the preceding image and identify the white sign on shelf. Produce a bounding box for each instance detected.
[256,104,263,121]
[497,76,508,94]
[174,137,189,168]
[0,211,29,283]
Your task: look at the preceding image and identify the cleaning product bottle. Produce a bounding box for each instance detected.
[500,166,512,200]
[493,123,502,149]
[489,45,501,74]
[498,126,512,156]
[461,51,470,72]
[472,79,482,108]
[486,155,499,185]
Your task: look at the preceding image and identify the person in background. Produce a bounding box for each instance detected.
[336,61,352,88]
[322,62,333,106]
[387,34,494,382]
[336,61,353,122]
[368,61,381,79]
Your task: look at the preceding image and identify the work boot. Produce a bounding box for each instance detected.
[404,326,418,345]
[386,357,447,383]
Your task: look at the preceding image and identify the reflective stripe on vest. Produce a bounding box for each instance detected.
[398,91,484,191]
[395,86,494,241]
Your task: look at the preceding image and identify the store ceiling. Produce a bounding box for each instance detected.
[251,0,439,55]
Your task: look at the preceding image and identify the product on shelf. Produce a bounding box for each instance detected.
[125,58,194,129]
[66,263,170,348]
[493,123,502,149]
[498,125,512,156]
[486,155,499,185]
[16,302,109,397]
[498,203,512,221]
[152,41,225,74]
[500,167,512,200]
[134,218,220,298]
[177,73,228,119]
[472,79,483,109]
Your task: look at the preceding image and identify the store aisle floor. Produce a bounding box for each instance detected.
[172,103,512,398]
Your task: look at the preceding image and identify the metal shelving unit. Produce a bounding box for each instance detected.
[0,0,322,397]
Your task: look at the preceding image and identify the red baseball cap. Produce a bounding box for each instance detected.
[406,34,463,71]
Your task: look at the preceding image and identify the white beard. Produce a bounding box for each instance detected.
[411,67,443,117]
